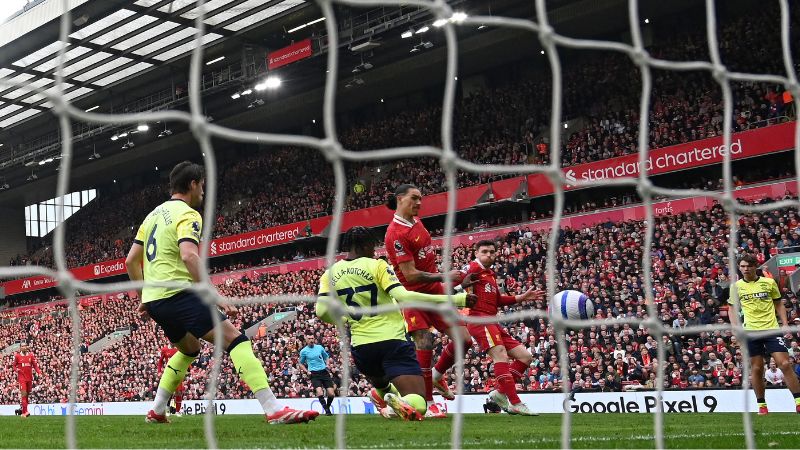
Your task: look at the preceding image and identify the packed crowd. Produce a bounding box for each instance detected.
[3,193,800,404]
[9,2,797,270]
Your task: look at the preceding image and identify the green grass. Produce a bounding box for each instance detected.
[0,414,797,448]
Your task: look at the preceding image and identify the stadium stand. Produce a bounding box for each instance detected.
[3,192,800,403]
[8,1,798,270]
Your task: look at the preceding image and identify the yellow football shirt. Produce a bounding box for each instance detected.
[317,257,406,346]
[134,199,202,303]
[732,277,781,330]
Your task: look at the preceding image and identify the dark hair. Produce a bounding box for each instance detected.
[170,161,204,194]
[475,239,496,250]
[738,254,758,266]
[342,226,377,251]
[386,184,417,210]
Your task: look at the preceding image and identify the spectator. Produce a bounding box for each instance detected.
[764,362,784,387]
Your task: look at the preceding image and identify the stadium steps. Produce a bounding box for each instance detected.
[245,308,297,338]
[88,327,131,353]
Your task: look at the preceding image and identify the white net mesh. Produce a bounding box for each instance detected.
[0,0,798,448]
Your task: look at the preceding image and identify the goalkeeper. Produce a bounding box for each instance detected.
[316,227,476,421]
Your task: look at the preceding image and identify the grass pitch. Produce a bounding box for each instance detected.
[0,413,797,448]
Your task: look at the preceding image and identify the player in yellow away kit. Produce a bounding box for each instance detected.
[316,227,476,421]
[126,161,317,425]
[730,254,800,415]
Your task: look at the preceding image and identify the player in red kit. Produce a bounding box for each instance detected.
[384,184,476,418]
[13,342,41,418]
[436,240,542,415]
[158,343,186,415]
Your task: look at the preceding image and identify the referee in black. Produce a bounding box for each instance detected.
[298,334,336,415]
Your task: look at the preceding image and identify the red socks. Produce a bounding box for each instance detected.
[494,362,521,405]
[417,349,434,401]
[433,342,457,375]
[510,360,529,381]
[21,396,28,414]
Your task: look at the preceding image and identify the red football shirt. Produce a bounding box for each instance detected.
[384,214,441,294]
[14,352,40,382]
[158,346,178,372]
[460,260,516,316]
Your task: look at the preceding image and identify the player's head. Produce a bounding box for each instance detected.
[342,226,377,258]
[170,161,205,208]
[304,334,315,346]
[20,342,28,353]
[475,239,497,266]
[386,184,421,216]
[737,254,758,279]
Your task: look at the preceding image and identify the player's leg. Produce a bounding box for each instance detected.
[19,381,29,417]
[323,378,336,414]
[507,343,533,381]
[405,309,435,402]
[769,341,800,412]
[144,297,200,421]
[312,379,329,414]
[151,332,201,419]
[202,320,318,423]
[354,340,422,420]
[383,340,427,420]
[501,337,537,415]
[431,321,471,400]
[488,343,522,407]
[388,374,427,416]
[748,338,768,414]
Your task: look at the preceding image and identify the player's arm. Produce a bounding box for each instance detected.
[769,280,790,332]
[379,259,474,307]
[125,226,145,288]
[297,351,310,374]
[13,354,19,372]
[389,283,472,306]
[127,224,147,321]
[391,236,467,286]
[175,211,204,283]
[397,261,477,289]
[775,298,789,328]
[315,270,337,324]
[32,355,41,376]
[725,287,741,327]
[500,286,545,306]
[157,351,165,372]
[177,213,237,316]
[179,241,203,283]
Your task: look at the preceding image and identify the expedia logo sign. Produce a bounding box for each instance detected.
[93,261,125,277]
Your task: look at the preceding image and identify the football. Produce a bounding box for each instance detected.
[551,290,595,320]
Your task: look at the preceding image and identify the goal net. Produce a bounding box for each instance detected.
[0,0,798,448]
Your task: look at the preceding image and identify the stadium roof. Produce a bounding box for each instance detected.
[0,0,305,129]
[0,0,699,207]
